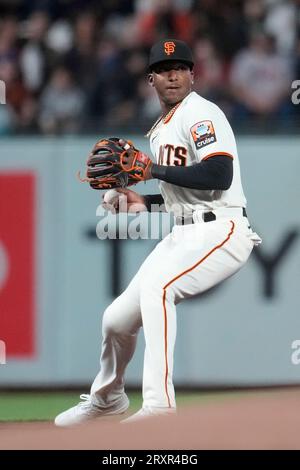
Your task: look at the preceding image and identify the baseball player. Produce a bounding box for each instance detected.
[55,39,261,426]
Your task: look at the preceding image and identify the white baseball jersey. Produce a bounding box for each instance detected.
[149,91,247,217]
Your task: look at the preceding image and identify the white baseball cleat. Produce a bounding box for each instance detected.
[121,406,176,424]
[54,393,129,427]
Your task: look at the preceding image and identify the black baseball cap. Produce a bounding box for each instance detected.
[149,39,194,71]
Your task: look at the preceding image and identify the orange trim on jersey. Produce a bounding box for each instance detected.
[163,101,182,124]
[162,220,235,408]
[202,152,234,161]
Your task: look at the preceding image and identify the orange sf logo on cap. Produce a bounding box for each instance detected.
[164,41,176,56]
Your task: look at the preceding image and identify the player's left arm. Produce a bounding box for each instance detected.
[151,155,233,190]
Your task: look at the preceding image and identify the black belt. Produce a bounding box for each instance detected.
[176,207,247,225]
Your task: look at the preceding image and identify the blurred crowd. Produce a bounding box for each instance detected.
[0,0,299,135]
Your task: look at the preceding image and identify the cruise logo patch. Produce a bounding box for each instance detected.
[190,120,217,150]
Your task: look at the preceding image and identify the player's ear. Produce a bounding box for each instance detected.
[148,73,154,86]
[190,70,194,85]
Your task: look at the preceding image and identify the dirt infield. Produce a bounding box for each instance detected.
[1,389,300,450]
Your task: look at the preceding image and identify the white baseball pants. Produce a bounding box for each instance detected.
[91,215,259,408]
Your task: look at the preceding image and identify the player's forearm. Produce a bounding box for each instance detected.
[143,194,165,212]
[151,156,233,190]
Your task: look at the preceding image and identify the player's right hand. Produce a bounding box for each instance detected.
[102,188,147,213]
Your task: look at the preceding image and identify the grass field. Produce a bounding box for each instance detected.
[1,389,300,449]
[0,390,242,422]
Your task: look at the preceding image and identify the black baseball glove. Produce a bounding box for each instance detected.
[78,137,153,190]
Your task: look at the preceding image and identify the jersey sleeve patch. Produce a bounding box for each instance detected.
[190,120,217,150]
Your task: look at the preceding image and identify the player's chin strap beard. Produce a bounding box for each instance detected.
[145,100,183,138]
